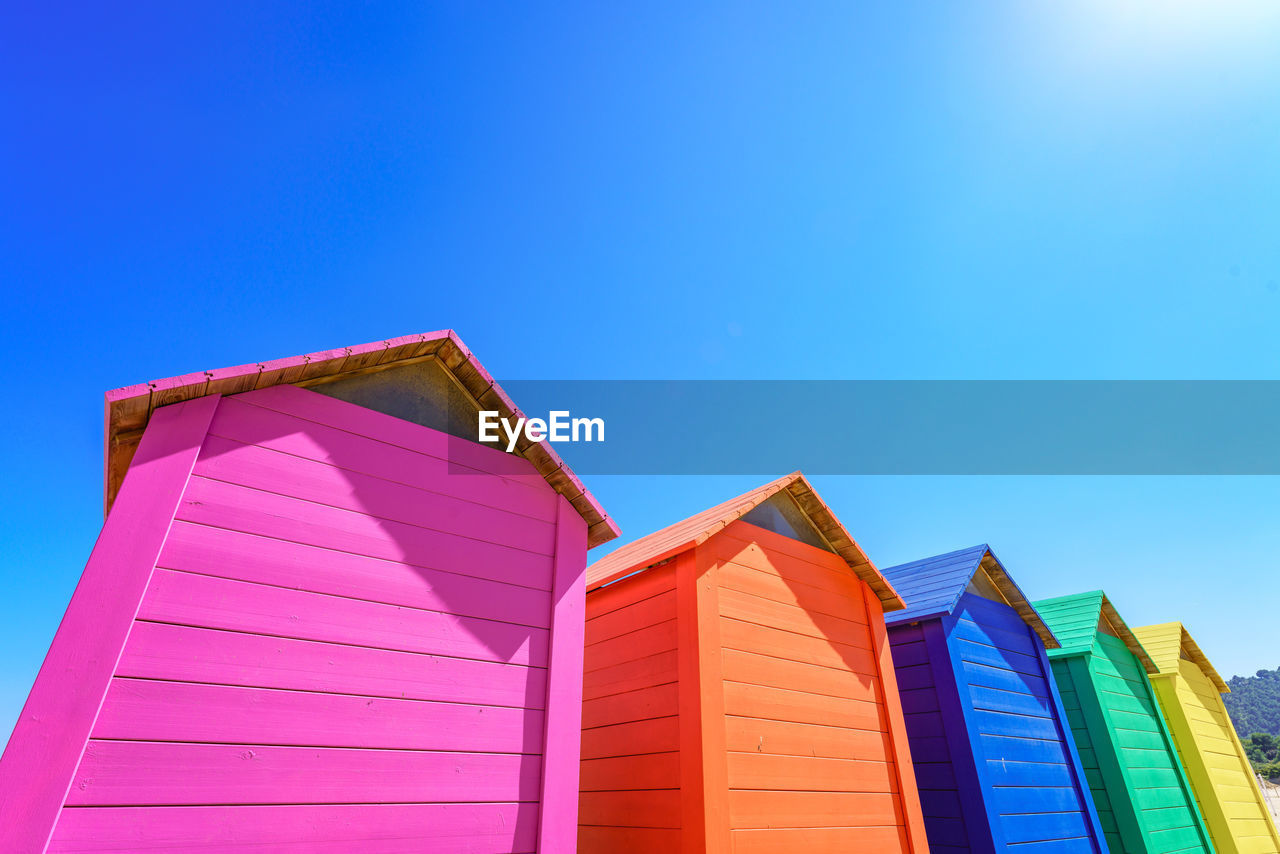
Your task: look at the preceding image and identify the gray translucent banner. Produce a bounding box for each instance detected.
[461,380,1280,474]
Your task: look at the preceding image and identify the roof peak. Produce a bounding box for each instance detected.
[1132,621,1228,692]
[881,545,1058,650]
[585,472,904,611]
[103,330,619,548]
[1034,590,1156,673]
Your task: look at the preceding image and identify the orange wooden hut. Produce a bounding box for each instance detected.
[577,473,928,854]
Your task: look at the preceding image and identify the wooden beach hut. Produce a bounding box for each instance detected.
[0,331,618,854]
[577,473,929,854]
[882,545,1108,854]
[1033,592,1212,854]
[1131,622,1280,854]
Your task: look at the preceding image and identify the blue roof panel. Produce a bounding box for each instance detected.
[880,544,991,626]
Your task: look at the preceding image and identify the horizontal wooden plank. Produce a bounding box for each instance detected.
[720,649,879,701]
[585,590,677,646]
[723,682,885,730]
[907,736,951,765]
[583,621,678,673]
[985,759,1075,788]
[952,637,1044,678]
[729,825,909,854]
[966,685,1054,718]
[92,680,543,754]
[888,638,929,668]
[68,742,541,806]
[578,826,682,854]
[991,785,1087,816]
[209,396,557,519]
[724,716,894,762]
[177,477,554,590]
[898,687,940,715]
[580,683,679,730]
[586,565,677,620]
[49,802,539,853]
[911,761,957,791]
[918,788,963,819]
[971,709,1061,741]
[158,522,550,629]
[718,588,873,650]
[139,569,547,667]
[580,717,679,760]
[950,617,1038,658]
[728,790,902,829]
[582,651,678,702]
[577,790,681,829]
[726,753,896,793]
[716,561,869,628]
[1001,809,1092,845]
[195,435,556,555]
[579,752,680,792]
[980,733,1071,765]
[237,385,545,484]
[961,659,1049,698]
[711,536,864,603]
[720,616,877,673]
[118,622,546,709]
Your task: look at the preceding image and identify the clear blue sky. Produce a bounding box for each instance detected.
[3,2,1280,746]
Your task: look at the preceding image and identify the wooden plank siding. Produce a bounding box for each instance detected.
[710,521,921,854]
[1037,590,1213,854]
[882,548,1107,854]
[1132,622,1280,854]
[578,561,683,851]
[34,385,585,853]
[946,593,1105,853]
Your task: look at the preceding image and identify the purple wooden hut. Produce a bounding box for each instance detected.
[0,331,618,854]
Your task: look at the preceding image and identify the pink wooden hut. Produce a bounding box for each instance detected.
[0,331,619,854]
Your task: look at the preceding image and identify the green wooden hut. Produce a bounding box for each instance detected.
[1034,591,1214,854]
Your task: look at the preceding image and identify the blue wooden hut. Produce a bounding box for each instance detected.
[882,545,1109,854]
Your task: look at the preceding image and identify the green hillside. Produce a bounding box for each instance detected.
[1224,667,1280,739]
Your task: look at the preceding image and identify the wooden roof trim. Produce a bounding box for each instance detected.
[977,551,1061,649]
[103,331,619,549]
[1098,594,1159,674]
[1135,622,1230,693]
[586,472,905,611]
[1177,624,1230,693]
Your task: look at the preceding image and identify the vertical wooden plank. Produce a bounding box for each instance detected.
[1143,667,1215,853]
[537,494,589,853]
[676,550,705,854]
[1152,674,1234,850]
[0,394,219,854]
[929,617,994,854]
[940,610,1005,854]
[861,581,929,853]
[680,545,731,854]
[1035,640,1108,853]
[1069,654,1146,852]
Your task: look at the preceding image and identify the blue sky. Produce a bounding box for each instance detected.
[3,2,1280,745]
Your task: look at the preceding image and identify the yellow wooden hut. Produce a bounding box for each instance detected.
[1132,622,1280,854]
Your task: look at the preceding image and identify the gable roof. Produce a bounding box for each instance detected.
[1131,622,1230,693]
[880,545,1059,649]
[1033,590,1158,673]
[103,330,620,548]
[585,472,905,611]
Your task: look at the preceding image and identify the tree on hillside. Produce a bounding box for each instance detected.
[1223,667,1280,739]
